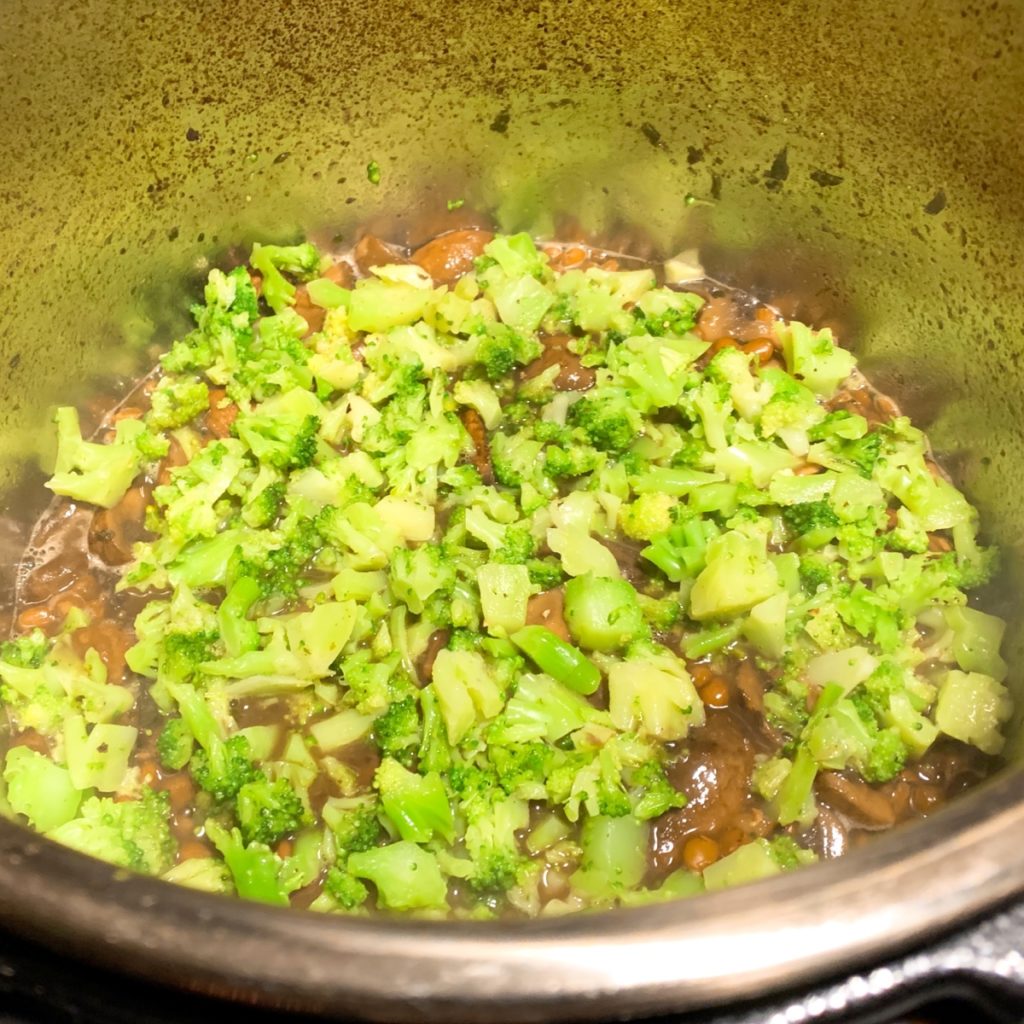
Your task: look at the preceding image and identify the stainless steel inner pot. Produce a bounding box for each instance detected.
[0,0,1022,1020]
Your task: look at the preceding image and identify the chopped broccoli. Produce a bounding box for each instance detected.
[324,865,370,909]
[567,390,642,453]
[389,544,455,614]
[147,376,210,431]
[347,840,449,911]
[236,776,308,845]
[563,574,645,652]
[46,407,146,508]
[47,789,176,876]
[250,241,322,313]
[157,718,194,771]
[189,733,261,802]
[476,323,543,380]
[618,492,675,542]
[373,695,422,767]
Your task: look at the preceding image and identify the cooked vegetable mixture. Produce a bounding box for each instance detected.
[2,229,1011,917]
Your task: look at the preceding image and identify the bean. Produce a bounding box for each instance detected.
[682,835,720,873]
[699,677,730,709]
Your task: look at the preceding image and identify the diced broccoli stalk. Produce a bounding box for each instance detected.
[477,563,531,636]
[347,841,449,912]
[688,529,781,621]
[607,644,705,741]
[943,606,1008,681]
[571,815,649,900]
[430,650,506,744]
[63,714,138,792]
[563,574,645,652]
[935,669,1011,755]
[703,837,814,891]
[46,407,146,508]
[4,747,82,832]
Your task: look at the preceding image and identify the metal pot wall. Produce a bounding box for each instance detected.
[0,0,1022,1020]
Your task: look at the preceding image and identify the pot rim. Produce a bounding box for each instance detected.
[0,766,1020,1021]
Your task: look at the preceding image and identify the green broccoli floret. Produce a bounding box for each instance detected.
[250,241,322,313]
[325,797,384,855]
[160,630,219,685]
[376,757,454,844]
[373,695,422,767]
[235,776,308,845]
[147,376,210,431]
[237,516,322,598]
[0,630,48,669]
[205,821,295,906]
[323,865,370,909]
[781,500,841,541]
[238,411,320,471]
[543,442,603,479]
[493,524,537,564]
[630,291,703,337]
[347,840,449,911]
[798,552,841,593]
[46,407,146,509]
[190,733,261,802]
[526,557,565,590]
[619,492,675,542]
[567,391,641,453]
[835,584,905,653]
[156,718,194,771]
[461,796,530,895]
[629,760,687,820]
[47,789,176,876]
[389,543,455,614]
[476,323,543,381]
[487,742,552,797]
[489,428,545,488]
[339,651,415,715]
[242,480,286,529]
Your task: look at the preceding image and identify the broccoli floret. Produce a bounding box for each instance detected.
[526,557,565,590]
[238,516,322,598]
[461,796,530,895]
[205,821,295,906]
[190,733,261,802]
[323,865,370,909]
[46,407,146,509]
[493,524,537,564]
[835,584,905,653]
[476,323,543,381]
[160,630,219,685]
[641,517,720,582]
[376,757,454,844]
[389,544,455,615]
[238,411,320,471]
[619,492,675,542]
[250,241,322,313]
[567,391,641,453]
[242,480,286,529]
[781,500,841,540]
[235,776,308,845]
[630,291,703,337]
[798,552,841,593]
[47,789,176,876]
[147,376,210,431]
[156,718,194,771]
[373,696,422,767]
[489,428,545,488]
[543,442,603,479]
[340,651,414,715]
[0,630,48,670]
[487,742,552,797]
[629,760,687,820]
[606,642,705,741]
[325,797,384,856]
[4,747,82,832]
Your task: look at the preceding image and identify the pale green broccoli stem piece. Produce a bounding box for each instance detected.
[563,574,645,652]
[571,815,649,900]
[935,669,1011,755]
[688,529,780,621]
